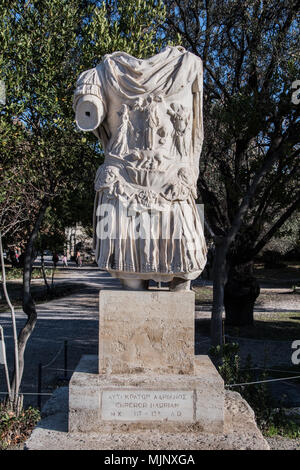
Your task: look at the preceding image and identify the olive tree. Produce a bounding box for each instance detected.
[164,0,300,343]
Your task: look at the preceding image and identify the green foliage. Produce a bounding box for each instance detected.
[83,0,170,64]
[0,1,172,395]
[209,342,241,385]
[37,206,68,254]
[0,0,171,243]
[209,342,300,436]
[164,0,300,264]
[0,403,40,449]
[264,421,300,439]
[2,267,52,280]
[262,211,300,255]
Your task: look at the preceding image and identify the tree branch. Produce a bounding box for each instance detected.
[225,135,286,247]
[251,194,300,260]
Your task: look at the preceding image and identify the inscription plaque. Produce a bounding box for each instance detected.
[101,390,194,422]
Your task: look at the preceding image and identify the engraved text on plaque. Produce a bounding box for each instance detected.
[101,390,194,422]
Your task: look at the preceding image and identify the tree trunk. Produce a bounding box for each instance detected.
[41,250,51,295]
[51,265,56,290]
[224,262,260,326]
[210,239,229,346]
[11,198,49,393]
[0,232,19,406]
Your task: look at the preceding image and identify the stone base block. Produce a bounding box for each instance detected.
[99,290,195,375]
[69,355,224,434]
[25,386,270,450]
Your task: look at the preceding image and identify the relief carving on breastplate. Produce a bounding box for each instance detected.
[163,167,197,201]
[108,94,169,156]
[108,104,133,156]
[167,103,190,157]
[94,165,119,191]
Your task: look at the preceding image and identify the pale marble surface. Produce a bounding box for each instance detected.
[68,354,224,434]
[26,385,269,449]
[74,46,207,282]
[98,289,195,375]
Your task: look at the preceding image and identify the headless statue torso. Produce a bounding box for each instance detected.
[73,46,207,291]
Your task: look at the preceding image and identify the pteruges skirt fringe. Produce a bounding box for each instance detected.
[93,191,207,281]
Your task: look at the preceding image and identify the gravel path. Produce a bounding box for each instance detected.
[266,436,300,450]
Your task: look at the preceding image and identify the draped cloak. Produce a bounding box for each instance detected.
[74,46,207,281]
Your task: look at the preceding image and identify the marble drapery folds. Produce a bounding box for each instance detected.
[74,46,207,282]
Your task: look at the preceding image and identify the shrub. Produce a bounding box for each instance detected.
[209,343,299,436]
[0,403,40,450]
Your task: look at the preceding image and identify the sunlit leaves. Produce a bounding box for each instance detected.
[0,0,170,244]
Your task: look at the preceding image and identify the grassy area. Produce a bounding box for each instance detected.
[193,261,299,288]
[193,262,300,341]
[254,262,300,286]
[193,286,213,305]
[262,402,300,438]
[263,422,300,439]
[226,312,300,341]
[2,266,53,281]
[195,312,300,341]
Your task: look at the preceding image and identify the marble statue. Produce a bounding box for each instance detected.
[73,46,207,290]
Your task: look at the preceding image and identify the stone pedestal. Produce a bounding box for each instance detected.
[69,290,224,434]
[99,290,195,375]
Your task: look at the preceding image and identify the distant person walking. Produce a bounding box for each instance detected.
[76,250,82,267]
[62,254,68,267]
